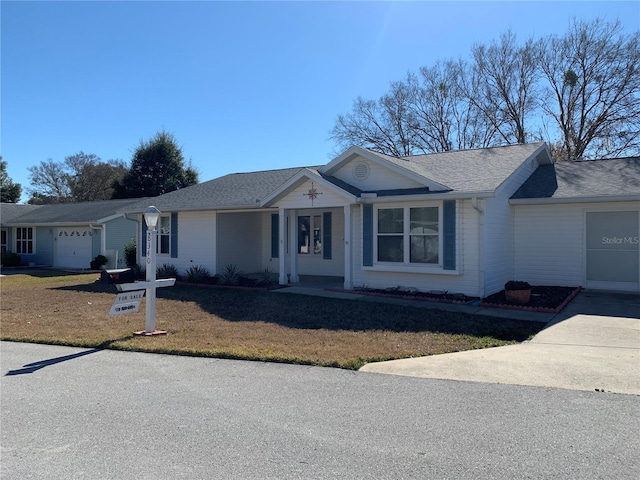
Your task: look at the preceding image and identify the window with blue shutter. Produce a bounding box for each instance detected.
[170,212,178,258]
[442,200,456,270]
[362,204,373,266]
[271,214,279,258]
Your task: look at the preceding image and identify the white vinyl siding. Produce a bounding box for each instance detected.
[483,156,541,296]
[217,212,262,275]
[169,211,216,275]
[104,217,138,268]
[331,155,425,191]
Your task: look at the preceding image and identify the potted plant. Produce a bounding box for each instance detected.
[504,280,531,304]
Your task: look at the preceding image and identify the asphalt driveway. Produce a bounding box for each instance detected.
[360,291,640,395]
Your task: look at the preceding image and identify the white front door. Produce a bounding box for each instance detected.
[56,229,93,269]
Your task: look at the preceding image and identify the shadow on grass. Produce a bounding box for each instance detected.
[4,336,135,376]
[1,267,95,278]
[52,283,544,342]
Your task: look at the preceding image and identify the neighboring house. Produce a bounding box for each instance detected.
[0,199,144,269]
[121,142,638,296]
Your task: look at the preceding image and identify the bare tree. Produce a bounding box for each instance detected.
[330,89,415,157]
[27,159,71,203]
[27,152,127,203]
[408,60,498,152]
[539,18,640,160]
[65,152,127,201]
[469,31,542,145]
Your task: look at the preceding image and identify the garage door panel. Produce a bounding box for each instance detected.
[586,211,639,288]
[56,229,93,268]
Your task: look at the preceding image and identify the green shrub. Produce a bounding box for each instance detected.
[1,252,21,267]
[124,240,137,268]
[257,267,275,287]
[184,265,211,283]
[157,263,179,279]
[90,254,108,270]
[220,264,241,285]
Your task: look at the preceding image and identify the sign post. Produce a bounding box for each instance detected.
[108,206,175,334]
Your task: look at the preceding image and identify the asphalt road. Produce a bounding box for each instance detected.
[1,342,638,479]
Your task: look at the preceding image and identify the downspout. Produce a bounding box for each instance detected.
[471,197,486,298]
[471,197,484,213]
[89,223,106,256]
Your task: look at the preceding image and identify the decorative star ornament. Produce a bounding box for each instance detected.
[303,182,323,205]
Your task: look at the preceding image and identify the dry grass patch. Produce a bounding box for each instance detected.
[0,271,544,369]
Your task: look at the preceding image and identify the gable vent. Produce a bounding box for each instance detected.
[353,162,370,181]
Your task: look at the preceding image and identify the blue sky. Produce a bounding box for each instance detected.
[2,1,639,202]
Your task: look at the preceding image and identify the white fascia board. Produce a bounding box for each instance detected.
[260,168,356,207]
[320,146,450,192]
[509,194,640,205]
[357,191,495,203]
[319,146,372,175]
[96,213,125,223]
[4,222,93,227]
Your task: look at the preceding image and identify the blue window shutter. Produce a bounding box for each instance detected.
[141,221,147,257]
[362,204,373,266]
[443,200,456,270]
[271,214,279,258]
[170,212,178,258]
[323,212,332,260]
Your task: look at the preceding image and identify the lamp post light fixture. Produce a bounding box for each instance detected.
[139,206,166,336]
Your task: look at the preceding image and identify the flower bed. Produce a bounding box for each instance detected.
[327,287,479,305]
[480,285,582,313]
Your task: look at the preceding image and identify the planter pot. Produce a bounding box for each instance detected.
[505,289,531,304]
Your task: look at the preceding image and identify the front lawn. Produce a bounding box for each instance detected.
[0,270,544,369]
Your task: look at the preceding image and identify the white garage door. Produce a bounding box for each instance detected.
[586,211,639,291]
[56,229,93,269]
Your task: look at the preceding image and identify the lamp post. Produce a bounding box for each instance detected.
[141,206,165,335]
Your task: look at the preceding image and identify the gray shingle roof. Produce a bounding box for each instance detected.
[511,157,640,201]
[0,204,43,224]
[374,142,547,192]
[1,198,146,225]
[120,166,320,213]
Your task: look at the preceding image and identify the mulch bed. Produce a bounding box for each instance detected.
[480,285,582,313]
[328,285,581,313]
[327,287,479,305]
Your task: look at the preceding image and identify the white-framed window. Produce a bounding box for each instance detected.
[16,227,34,254]
[376,206,440,265]
[1,229,7,253]
[158,215,171,255]
[298,214,322,255]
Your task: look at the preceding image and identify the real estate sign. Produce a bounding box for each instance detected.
[109,290,145,316]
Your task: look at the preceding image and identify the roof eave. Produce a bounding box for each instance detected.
[510,194,640,205]
[356,190,495,203]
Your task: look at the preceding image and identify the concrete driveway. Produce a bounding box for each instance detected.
[360,291,640,395]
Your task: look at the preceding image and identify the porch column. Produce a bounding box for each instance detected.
[289,209,299,283]
[278,208,287,285]
[343,205,353,290]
